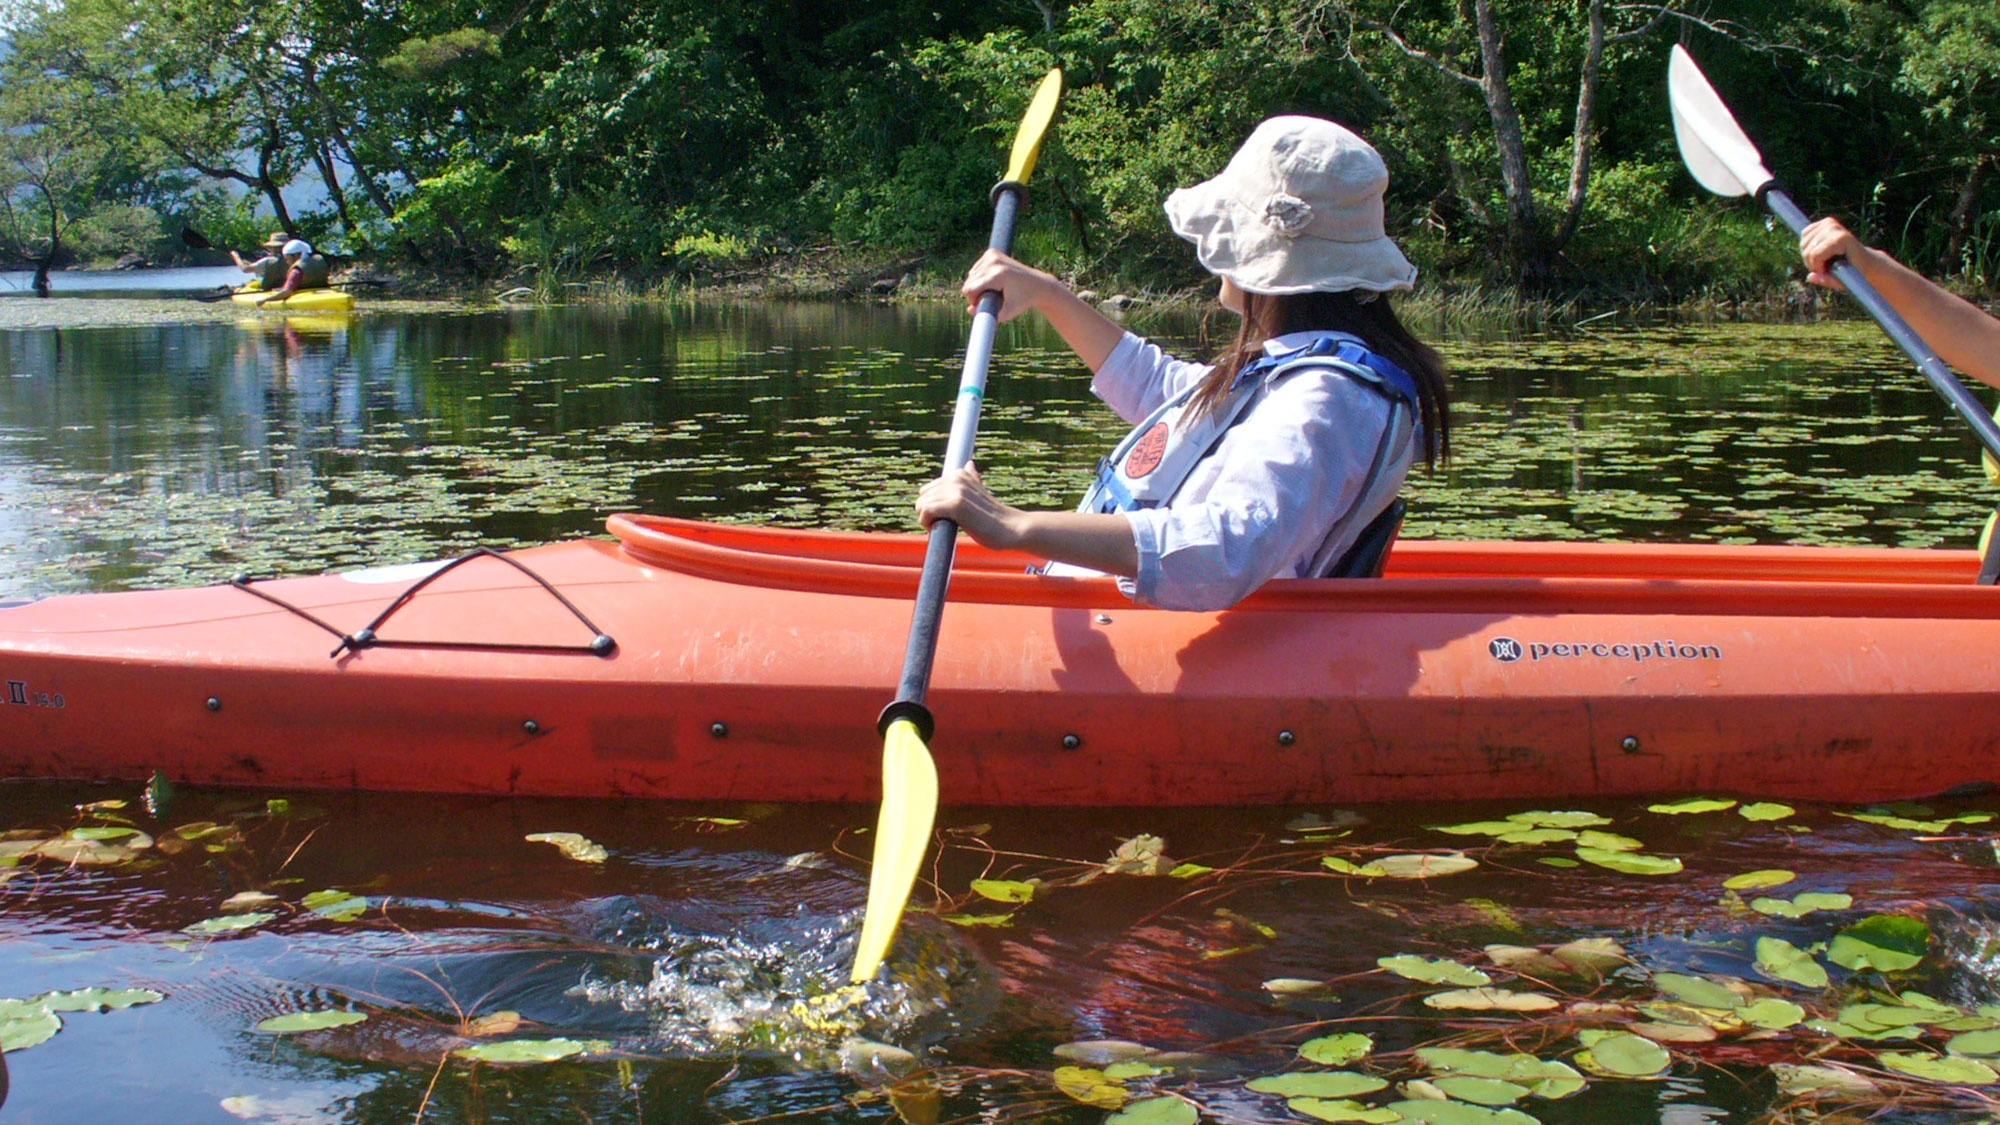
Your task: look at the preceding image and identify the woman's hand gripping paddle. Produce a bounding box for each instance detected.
[1667,44,2000,464]
[850,68,1063,984]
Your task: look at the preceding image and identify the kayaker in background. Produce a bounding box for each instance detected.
[1800,217,2000,389]
[916,116,1451,611]
[230,232,292,290]
[256,239,334,306]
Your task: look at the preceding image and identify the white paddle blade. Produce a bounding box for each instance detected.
[1668,45,1775,199]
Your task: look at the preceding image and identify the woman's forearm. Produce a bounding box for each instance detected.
[1007,510,1139,577]
[1844,248,2000,390]
[1032,287,1128,373]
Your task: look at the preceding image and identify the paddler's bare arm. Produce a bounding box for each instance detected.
[961,250,1125,372]
[916,464,1138,577]
[1802,218,2000,390]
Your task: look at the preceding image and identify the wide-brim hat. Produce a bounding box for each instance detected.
[1164,116,1417,295]
[261,232,288,250]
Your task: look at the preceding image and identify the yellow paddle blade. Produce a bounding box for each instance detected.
[1002,68,1064,186]
[849,718,940,983]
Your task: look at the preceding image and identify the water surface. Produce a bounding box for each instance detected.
[1,299,1997,1124]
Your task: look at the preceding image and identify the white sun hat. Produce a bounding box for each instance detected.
[281,239,311,257]
[1164,116,1417,295]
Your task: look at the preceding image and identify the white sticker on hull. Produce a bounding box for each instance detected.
[341,560,452,585]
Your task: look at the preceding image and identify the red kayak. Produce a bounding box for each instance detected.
[0,513,1993,805]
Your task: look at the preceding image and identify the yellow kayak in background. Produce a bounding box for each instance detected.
[231,286,356,312]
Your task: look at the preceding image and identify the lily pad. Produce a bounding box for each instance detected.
[941,913,1013,927]
[1433,1076,1530,1105]
[1723,869,1795,890]
[302,889,368,921]
[1773,1063,1878,1095]
[1573,830,1643,852]
[1740,998,1807,1029]
[1829,914,1930,973]
[0,999,60,1052]
[38,987,164,1012]
[1104,1061,1164,1080]
[1754,936,1829,989]
[1653,972,1744,1010]
[1379,955,1491,987]
[969,879,1036,903]
[454,1037,608,1064]
[1738,802,1794,821]
[1382,1100,1540,1124]
[1772,1063,1878,1095]
[1878,1051,1999,1084]
[1507,810,1611,828]
[182,911,276,936]
[1417,1048,1585,1097]
[1552,937,1626,970]
[256,1009,369,1034]
[1575,847,1682,876]
[1577,1030,1671,1077]
[1423,988,1559,1011]
[1053,1066,1128,1109]
[1322,856,1388,877]
[1372,853,1478,879]
[1105,1096,1198,1125]
[1167,863,1213,878]
[1263,978,1335,997]
[1288,1099,1402,1123]
[1430,820,1524,836]
[1749,891,1851,918]
[1493,827,1577,845]
[1053,1040,1157,1065]
[1647,797,1737,815]
[1838,810,1995,833]
[1298,1032,1374,1065]
[1950,1029,2000,1056]
[1247,1072,1389,1098]
[524,832,607,863]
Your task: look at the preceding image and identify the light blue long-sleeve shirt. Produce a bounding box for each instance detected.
[1090,329,1417,610]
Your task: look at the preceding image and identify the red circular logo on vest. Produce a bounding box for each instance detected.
[1124,423,1170,478]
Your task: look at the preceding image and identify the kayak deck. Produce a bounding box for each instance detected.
[231,286,355,311]
[0,515,1992,805]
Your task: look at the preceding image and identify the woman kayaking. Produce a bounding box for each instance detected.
[255,239,334,307]
[916,116,1450,611]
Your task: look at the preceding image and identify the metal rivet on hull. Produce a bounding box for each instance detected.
[711,723,728,738]
[1277,730,1295,746]
[1062,734,1081,750]
[523,720,541,735]
[1622,736,1641,753]
[205,697,222,712]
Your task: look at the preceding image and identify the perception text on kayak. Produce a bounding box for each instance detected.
[1486,638,1722,664]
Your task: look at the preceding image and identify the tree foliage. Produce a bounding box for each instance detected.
[0,0,1993,293]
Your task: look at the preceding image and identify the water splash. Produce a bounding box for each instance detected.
[572,902,995,1063]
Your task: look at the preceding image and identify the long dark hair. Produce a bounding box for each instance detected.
[1193,290,1450,465]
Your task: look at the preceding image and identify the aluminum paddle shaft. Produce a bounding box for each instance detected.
[889,188,1019,716]
[852,68,1062,985]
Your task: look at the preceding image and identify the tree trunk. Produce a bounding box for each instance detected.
[312,141,358,241]
[1552,0,1608,251]
[255,138,296,233]
[32,182,57,297]
[1471,0,1545,282]
[1945,154,1994,277]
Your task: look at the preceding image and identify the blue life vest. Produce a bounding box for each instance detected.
[1075,331,1420,517]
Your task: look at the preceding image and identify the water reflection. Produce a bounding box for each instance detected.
[0,304,1991,600]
